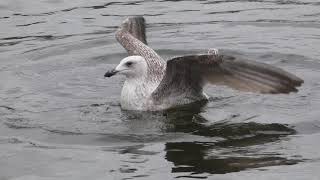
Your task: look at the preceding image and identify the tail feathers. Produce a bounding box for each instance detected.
[220,60,303,94]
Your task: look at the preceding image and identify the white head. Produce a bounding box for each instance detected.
[104,56,148,79]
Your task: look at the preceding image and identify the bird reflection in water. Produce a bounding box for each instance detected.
[120,99,301,176]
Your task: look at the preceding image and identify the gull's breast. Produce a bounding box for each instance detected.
[120,80,158,110]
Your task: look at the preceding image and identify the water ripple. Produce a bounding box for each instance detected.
[1,0,319,178]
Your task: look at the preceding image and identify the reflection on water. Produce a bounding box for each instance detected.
[1,0,320,179]
[166,142,300,176]
[119,102,299,175]
[1,98,301,177]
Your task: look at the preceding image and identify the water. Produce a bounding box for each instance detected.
[1,0,320,179]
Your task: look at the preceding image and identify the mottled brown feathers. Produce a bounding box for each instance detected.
[152,54,303,103]
[115,17,165,83]
[113,16,304,110]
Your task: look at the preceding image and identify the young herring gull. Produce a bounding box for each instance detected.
[104,16,303,111]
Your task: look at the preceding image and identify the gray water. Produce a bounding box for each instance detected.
[1,0,320,179]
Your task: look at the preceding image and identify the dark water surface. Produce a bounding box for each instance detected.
[1,0,320,179]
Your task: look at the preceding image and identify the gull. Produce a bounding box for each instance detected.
[104,16,303,111]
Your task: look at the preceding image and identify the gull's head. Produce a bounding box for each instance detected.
[104,56,147,79]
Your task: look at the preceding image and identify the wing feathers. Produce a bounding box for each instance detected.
[118,16,147,45]
[223,59,303,86]
[115,16,165,82]
[152,54,303,103]
[219,59,303,93]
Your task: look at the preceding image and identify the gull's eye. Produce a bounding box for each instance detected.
[125,62,133,67]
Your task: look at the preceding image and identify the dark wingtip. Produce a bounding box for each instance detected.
[118,16,147,45]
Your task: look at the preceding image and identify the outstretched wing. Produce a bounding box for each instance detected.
[117,16,147,46]
[151,54,303,102]
[115,16,165,82]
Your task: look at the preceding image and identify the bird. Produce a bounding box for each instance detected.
[104,16,303,111]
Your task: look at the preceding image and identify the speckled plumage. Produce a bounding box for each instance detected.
[107,16,303,111]
[115,17,165,84]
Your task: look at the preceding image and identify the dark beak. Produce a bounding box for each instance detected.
[104,69,118,78]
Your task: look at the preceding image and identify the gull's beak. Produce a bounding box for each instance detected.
[104,69,118,78]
